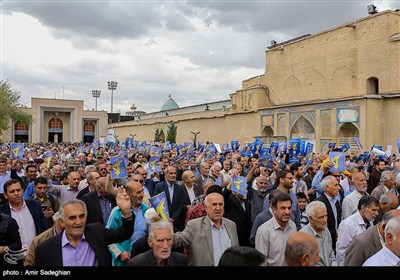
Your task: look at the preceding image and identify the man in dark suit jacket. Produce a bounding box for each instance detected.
[315,175,342,251]
[181,170,202,207]
[154,166,185,231]
[1,179,47,245]
[34,186,134,266]
[128,220,188,266]
[81,177,116,225]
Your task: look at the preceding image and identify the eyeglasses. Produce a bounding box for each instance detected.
[133,179,144,184]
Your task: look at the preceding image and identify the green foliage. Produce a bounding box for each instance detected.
[166,122,177,144]
[0,80,32,133]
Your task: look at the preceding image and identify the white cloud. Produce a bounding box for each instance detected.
[1,1,398,114]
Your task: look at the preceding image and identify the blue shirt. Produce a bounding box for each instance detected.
[61,231,98,266]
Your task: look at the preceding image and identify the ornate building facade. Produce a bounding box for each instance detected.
[109,10,400,153]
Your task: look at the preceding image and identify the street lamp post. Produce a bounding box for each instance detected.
[107,81,118,113]
[191,131,200,148]
[91,90,101,111]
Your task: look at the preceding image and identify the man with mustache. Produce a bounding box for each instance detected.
[34,182,134,266]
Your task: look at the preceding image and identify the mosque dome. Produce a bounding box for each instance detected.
[161,95,179,111]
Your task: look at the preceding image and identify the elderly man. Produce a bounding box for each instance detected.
[341,172,369,220]
[173,192,239,266]
[128,221,188,266]
[106,178,150,266]
[363,216,400,266]
[300,201,337,266]
[285,232,320,266]
[34,186,134,266]
[336,195,379,266]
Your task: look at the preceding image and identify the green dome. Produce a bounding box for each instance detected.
[161,96,179,111]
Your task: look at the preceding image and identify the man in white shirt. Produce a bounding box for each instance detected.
[336,195,379,266]
[363,215,400,266]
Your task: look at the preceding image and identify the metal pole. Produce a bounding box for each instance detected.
[95,96,98,111]
[111,89,113,113]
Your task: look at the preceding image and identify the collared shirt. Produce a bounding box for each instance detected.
[48,183,81,203]
[166,182,174,203]
[255,215,297,266]
[336,211,369,266]
[300,224,337,266]
[363,245,400,266]
[131,205,147,246]
[248,189,267,223]
[185,186,196,205]
[98,194,112,224]
[10,201,36,248]
[325,192,340,228]
[61,231,98,266]
[341,190,365,220]
[208,217,231,266]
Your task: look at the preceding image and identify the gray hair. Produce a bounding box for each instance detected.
[59,199,87,219]
[148,220,173,240]
[380,170,394,183]
[202,177,215,188]
[211,162,222,171]
[384,216,400,240]
[346,162,358,173]
[306,201,327,218]
[84,165,97,175]
[52,211,62,222]
[321,175,336,192]
[380,193,393,205]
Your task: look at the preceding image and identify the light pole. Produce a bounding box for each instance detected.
[92,90,101,111]
[191,131,200,148]
[107,81,118,113]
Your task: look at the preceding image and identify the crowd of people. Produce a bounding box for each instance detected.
[1,141,400,267]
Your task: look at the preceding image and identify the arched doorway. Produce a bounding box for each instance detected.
[290,116,315,139]
[83,122,96,144]
[14,121,29,142]
[48,117,63,143]
[262,126,274,145]
[338,122,359,152]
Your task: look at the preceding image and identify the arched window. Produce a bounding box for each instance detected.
[15,121,29,131]
[84,122,95,132]
[290,116,315,139]
[321,113,332,138]
[366,77,379,94]
[49,118,63,129]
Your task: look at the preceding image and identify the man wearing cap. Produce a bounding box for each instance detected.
[95,153,106,167]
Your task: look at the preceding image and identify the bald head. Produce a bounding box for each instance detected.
[125,181,143,194]
[285,232,320,266]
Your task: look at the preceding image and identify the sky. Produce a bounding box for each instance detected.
[0,0,397,114]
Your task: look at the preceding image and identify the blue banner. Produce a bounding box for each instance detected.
[329,152,345,172]
[110,157,127,179]
[231,174,247,197]
[11,143,24,160]
[149,192,170,221]
[354,137,363,150]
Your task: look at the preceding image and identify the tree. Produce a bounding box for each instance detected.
[0,80,32,134]
[166,122,177,144]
